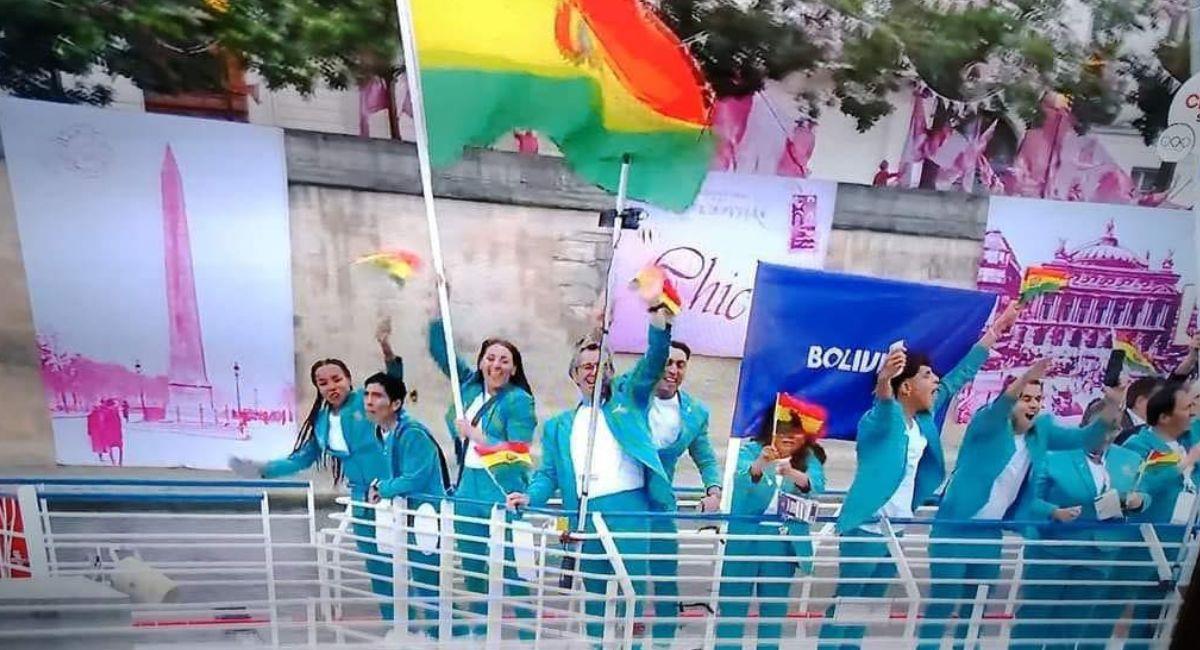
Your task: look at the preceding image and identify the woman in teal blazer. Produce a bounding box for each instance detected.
[231,338,404,619]
[427,318,537,637]
[717,406,826,650]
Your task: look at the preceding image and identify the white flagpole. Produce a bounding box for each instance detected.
[577,156,631,527]
[395,0,464,419]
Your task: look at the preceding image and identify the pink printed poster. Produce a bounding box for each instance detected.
[0,98,296,469]
[958,196,1198,423]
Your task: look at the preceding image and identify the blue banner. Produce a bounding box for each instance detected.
[732,263,997,440]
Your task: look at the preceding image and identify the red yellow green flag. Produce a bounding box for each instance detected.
[1019,265,1069,302]
[1113,330,1157,374]
[355,249,422,287]
[475,441,534,471]
[631,264,683,314]
[775,393,827,438]
[411,0,715,211]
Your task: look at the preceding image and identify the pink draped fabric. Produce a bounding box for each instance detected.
[897,91,930,187]
[358,77,390,137]
[930,119,998,191]
[776,120,815,177]
[514,130,540,154]
[711,95,754,171]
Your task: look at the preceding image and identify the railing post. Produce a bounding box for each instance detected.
[486,505,506,648]
[964,583,988,649]
[1000,541,1024,647]
[593,513,637,649]
[259,493,281,647]
[438,499,454,646]
[15,486,48,577]
[880,517,920,642]
[701,516,728,650]
[390,497,411,639]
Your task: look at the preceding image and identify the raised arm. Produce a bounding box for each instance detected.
[428,318,473,384]
[261,437,321,479]
[623,320,672,410]
[935,301,1021,411]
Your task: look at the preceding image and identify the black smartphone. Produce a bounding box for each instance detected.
[1103,349,1126,387]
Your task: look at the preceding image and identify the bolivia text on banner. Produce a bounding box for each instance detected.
[410,0,715,211]
[610,172,836,358]
[733,264,996,440]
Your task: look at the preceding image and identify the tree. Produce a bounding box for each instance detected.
[0,0,400,105]
[656,0,1157,189]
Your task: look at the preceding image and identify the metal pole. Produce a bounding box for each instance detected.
[576,156,630,528]
[394,0,465,418]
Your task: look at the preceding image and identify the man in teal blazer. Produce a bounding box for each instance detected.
[918,359,1119,647]
[1118,383,1200,646]
[613,337,722,641]
[1011,431,1149,649]
[507,316,674,642]
[819,301,1020,647]
[363,372,449,638]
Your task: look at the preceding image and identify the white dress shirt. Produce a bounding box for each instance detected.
[326,409,348,453]
[862,418,926,534]
[972,435,1031,520]
[648,395,683,450]
[570,405,644,499]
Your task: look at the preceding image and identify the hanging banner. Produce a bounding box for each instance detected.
[732,264,996,440]
[958,196,1198,423]
[0,98,297,469]
[610,172,836,357]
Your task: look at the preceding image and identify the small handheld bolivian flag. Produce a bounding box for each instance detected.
[1113,330,1157,374]
[475,441,533,495]
[354,249,422,288]
[774,393,827,438]
[1141,450,1183,472]
[1019,265,1069,303]
[631,264,683,314]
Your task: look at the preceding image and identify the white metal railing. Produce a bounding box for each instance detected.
[0,477,1195,649]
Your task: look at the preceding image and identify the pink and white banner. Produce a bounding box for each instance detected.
[958,196,1197,423]
[610,172,836,358]
[0,98,297,469]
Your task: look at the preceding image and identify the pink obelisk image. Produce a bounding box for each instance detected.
[161,145,215,420]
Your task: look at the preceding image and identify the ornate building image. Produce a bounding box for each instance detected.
[958,218,1196,422]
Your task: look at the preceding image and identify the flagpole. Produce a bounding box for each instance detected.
[559,155,630,590]
[395,0,464,420]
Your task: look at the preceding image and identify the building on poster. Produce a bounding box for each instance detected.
[608,172,836,358]
[0,98,296,469]
[957,196,1197,423]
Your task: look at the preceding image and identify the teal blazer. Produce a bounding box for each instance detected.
[527,397,674,514]
[937,394,1111,523]
[1121,427,1198,526]
[428,319,537,493]
[1031,446,1148,554]
[261,357,404,500]
[377,412,448,508]
[837,344,989,533]
[610,323,721,491]
[727,441,825,572]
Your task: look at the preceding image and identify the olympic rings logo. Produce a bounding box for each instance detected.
[1159,134,1194,150]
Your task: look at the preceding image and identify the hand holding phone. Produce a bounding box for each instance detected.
[1103,349,1125,388]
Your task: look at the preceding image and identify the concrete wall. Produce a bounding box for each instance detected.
[0,130,985,488]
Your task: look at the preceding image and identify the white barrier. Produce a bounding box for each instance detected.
[0,478,1194,649]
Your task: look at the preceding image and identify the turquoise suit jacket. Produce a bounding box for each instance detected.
[837,344,989,533]
[610,324,721,491]
[526,397,674,515]
[377,412,448,506]
[727,441,825,572]
[936,394,1111,524]
[262,357,404,500]
[1121,427,1198,526]
[1030,446,1148,554]
[428,319,537,495]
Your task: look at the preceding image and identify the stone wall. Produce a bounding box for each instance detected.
[0,130,986,487]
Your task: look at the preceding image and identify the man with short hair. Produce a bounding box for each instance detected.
[919,358,1121,648]
[363,372,449,637]
[507,311,674,642]
[613,338,722,642]
[1081,333,1200,444]
[1118,382,1200,644]
[818,301,1021,646]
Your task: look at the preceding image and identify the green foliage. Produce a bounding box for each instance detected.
[0,0,399,104]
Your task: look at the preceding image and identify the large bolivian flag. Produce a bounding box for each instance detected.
[412,0,715,211]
